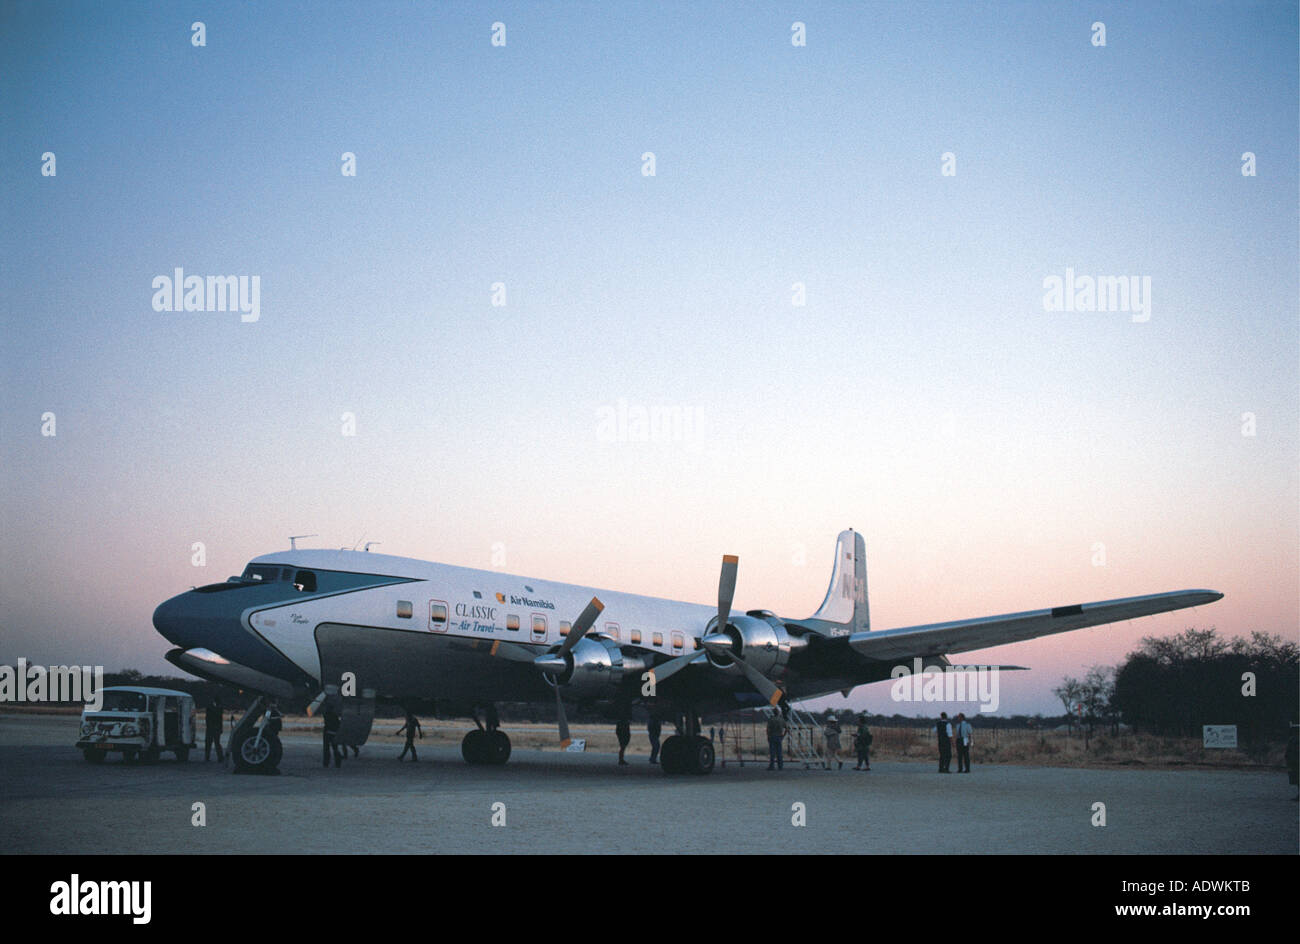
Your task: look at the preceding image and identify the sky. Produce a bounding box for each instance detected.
[2,0,1296,716]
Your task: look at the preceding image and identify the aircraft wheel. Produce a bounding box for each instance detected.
[232,728,282,773]
[485,730,511,766]
[687,736,715,775]
[83,748,106,764]
[660,735,683,774]
[462,729,488,765]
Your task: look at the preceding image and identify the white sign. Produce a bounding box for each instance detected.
[564,739,586,752]
[1202,725,1237,748]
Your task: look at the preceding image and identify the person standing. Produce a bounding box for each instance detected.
[322,707,344,768]
[854,716,872,770]
[615,719,631,765]
[204,696,224,762]
[397,711,422,762]
[823,715,843,770]
[647,717,662,764]
[766,711,787,770]
[936,712,953,773]
[955,713,973,773]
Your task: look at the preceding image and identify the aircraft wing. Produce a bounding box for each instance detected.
[843,589,1223,662]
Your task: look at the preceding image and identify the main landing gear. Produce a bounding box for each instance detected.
[461,705,511,766]
[659,710,715,775]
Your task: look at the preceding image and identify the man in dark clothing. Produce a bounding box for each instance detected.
[936,712,953,773]
[854,717,872,770]
[397,711,421,762]
[204,697,224,762]
[615,719,631,765]
[766,712,787,770]
[322,707,344,768]
[647,717,662,764]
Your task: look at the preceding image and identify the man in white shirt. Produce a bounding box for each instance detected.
[955,713,973,773]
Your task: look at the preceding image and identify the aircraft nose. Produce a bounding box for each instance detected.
[152,593,197,649]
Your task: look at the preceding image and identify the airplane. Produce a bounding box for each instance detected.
[151,529,1223,775]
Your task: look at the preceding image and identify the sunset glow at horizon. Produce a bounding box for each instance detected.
[2,1,1296,717]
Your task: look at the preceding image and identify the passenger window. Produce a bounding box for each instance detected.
[507,614,520,631]
[671,632,684,652]
[560,621,571,637]
[396,600,413,619]
[652,632,664,647]
[294,570,317,592]
[429,601,449,632]
[532,615,546,633]
[630,630,642,645]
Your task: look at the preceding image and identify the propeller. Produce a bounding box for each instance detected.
[533,597,604,747]
[642,554,785,707]
[642,554,741,690]
[699,554,785,706]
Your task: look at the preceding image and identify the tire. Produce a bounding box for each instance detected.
[174,747,190,763]
[461,729,488,765]
[485,730,511,766]
[142,746,161,765]
[83,748,106,764]
[232,727,283,773]
[688,736,715,775]
[122,749,139,764]
[660,735,683,774]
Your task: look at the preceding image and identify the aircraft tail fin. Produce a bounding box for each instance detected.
[808,529,869,633]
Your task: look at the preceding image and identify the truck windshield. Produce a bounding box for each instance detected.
[100,691,147,711]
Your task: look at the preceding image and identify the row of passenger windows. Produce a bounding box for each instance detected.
[404,599,684,649]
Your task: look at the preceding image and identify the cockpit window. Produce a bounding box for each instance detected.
[241,564,284,583]
[294,570,317,593]
[100,691,147,712]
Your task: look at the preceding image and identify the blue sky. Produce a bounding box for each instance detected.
[2,1,1296,714]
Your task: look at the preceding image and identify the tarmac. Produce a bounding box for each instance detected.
[2,713,1294,854]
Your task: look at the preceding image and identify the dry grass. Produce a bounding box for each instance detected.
[6,707,1284,770]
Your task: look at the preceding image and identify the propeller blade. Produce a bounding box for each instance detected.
[556,597,604,658]
[733,654,785,706]
[647,649,705,686]
[490,640,539,662]
[555,684,571,747]
[717,555,738,633]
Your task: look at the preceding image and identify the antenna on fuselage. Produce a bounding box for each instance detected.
[363,542,381,553]
[289,534,318,550]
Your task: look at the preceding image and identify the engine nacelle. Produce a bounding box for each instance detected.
[550,636,647,698]
[704,613,801,678]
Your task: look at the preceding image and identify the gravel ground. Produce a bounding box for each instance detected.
[2,713,1294,854]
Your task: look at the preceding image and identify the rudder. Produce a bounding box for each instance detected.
[808,529,869,633]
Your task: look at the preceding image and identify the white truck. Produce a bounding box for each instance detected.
[77,686,196,763]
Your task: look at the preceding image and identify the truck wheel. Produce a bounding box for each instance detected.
[123,749,139,764]
[232,728,283,773]
[142,747,161,764]
[174,747,190,763]
[83,749,105,764]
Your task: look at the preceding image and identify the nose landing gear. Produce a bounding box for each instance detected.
[230,696,284,774]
